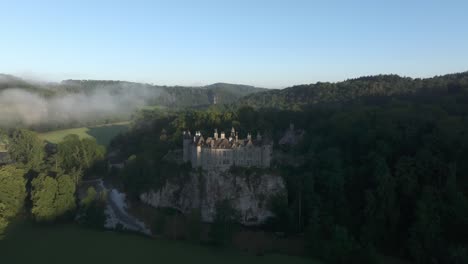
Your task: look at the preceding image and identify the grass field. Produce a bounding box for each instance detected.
[0,224,315,264]
[38,122,130,146]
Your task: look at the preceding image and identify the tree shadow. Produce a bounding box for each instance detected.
[87,124,129,146]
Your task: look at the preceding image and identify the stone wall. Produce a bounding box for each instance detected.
[186,145,271,170]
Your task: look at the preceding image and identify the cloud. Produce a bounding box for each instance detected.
[0,83,160,127]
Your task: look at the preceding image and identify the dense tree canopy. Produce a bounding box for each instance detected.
[112,82,468,263]
[3,71,468,262]
[55,135,105,184]
[0,127,104,227]
[0,165,26,236]
[31,173,76,222]
[8,129,45,170]
[238,72,468,110]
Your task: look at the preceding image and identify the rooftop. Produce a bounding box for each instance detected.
[184,128,270,149]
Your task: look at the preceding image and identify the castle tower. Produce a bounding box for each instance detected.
[183,131,192,162]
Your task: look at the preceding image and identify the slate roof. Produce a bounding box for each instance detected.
[185,128,271,149]
[192,135,267,149]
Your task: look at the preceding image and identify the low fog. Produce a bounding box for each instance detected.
[0,84,160,127]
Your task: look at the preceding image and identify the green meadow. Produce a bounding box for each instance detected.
[0,224,314,264]
[38,122,130,146]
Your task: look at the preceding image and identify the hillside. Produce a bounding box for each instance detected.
[238,72,468,109]
[0,74,56,97]
[0,75,266,108]
[153,82,266,107]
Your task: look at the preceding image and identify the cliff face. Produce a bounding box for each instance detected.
[140,169,285,225]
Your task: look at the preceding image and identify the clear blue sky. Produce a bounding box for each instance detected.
[0,0,467,88]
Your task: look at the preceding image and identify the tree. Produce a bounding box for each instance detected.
[0,165,26,237]
[81,187,97,208]
[31,173,76,222]
[8,129,44,170]
[362,155,399,247]
[54,175,76,217]
[211,199,240,245]
[409,187,442,263]
[56,135,105,185]
[78,187,106,229]
[31,174,59,221]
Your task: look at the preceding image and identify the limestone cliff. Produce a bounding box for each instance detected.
[140,169,285,225]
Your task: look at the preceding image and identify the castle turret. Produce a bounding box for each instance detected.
[221,131,226,139]
[214,129,218,140]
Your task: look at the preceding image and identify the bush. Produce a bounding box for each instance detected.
[187,209,203,242]
[307,225,379,264]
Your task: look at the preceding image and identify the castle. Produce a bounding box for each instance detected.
[183,128,272,170]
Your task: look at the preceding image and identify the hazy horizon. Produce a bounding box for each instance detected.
[2,69,468,90]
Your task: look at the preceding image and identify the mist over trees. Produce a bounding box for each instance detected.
[0,75,265,130]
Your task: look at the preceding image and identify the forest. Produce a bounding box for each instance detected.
[0,129,106,237]
[110,73,468,264]
[2,72,468,264]
[238,72,468,110]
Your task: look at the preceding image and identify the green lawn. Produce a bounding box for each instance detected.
[0,224,314,264]
[38,122,129,146]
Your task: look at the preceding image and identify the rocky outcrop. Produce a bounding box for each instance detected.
[140,169,285,225]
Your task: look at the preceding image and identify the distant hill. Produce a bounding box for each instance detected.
[153,83,266,107]
[237,72,468,110]
[203,82,267,94]
[0,74,54,96]
[0,75,266,108]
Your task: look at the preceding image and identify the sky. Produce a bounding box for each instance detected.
[0,0,467,88]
